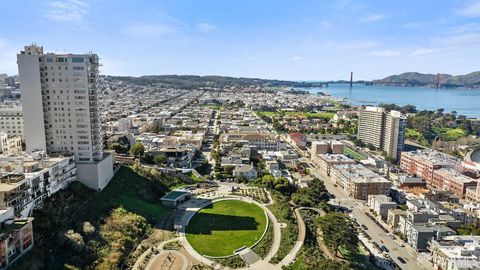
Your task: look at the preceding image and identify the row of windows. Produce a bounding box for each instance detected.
[41,57,84,63]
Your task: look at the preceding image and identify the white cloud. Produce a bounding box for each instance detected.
[456,0,480,17]
[41,0,89,25]
[369,50,401,57]
[196,22,217,33]
[435,32,480,46]
[447,23,480,34]
[409,48,437,56]
[362,14,386,22]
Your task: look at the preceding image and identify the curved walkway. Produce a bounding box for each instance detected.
[178,196,283,270]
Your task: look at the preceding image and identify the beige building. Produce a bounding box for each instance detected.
[0,132,22,155]
[0,105,23,139]
[357,106,405,160]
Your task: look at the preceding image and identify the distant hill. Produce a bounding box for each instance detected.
[374,71,480,88]
[106,75,326,89]
[444,71,480,87]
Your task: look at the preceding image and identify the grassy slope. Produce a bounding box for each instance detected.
[12,166,167,270]
[186,200,267,257]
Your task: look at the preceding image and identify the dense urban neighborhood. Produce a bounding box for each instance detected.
[0,44,479,270]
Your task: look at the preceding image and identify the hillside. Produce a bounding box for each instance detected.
[375,71,480,88]
[106,75,326,89]
[444,71,480,87]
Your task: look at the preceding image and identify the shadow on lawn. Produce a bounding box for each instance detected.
[186,212,260,234]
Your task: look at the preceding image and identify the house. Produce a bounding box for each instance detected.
[233,164,257,180]
[288,133,306,150]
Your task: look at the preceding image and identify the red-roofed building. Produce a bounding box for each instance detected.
[288,133,306,149]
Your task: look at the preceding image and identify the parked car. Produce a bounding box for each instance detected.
[380,245,389,253]
[397,256,406,264]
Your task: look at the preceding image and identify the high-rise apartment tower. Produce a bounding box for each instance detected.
[17,44,113,190]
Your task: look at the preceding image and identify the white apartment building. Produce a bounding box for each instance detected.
[0,105,23,139]
[357,106,405,160]
[0,154,76,217]
[431,235,480,270]
[17,45,113,191]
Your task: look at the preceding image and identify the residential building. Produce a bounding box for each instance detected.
[0,154,76,217]
[387,209,406,229]
[233,164,257,180]
[0,106,23,139]
[407,224,455,251]
[367,194,398,220]
[312,153,355,176]
[330,164,391,200]
[17,44,113,191]
[287,133,306,149]
[400,150,458,186]
[432,169,477,199]
[430,235,480,270]
[0,216,33,269]
[357,106,405,160]
[0,132,22,155]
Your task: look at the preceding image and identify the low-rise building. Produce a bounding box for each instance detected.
[367,194,398,220]
[387,208,406,229]
[0,154,76,217]
[233,164,257,180]
[312,153,355,176]
[0,132,22,156]
[330,164,391,200]
[430,235,480,270]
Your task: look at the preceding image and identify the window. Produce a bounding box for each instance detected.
[72,57,84,63]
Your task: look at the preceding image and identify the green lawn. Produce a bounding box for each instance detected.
[256,111,277,117]
[256,110,334,119]
[284,111,334,119]
[444,128,465,140]
[343,146,367,161]
[186,200,267,257]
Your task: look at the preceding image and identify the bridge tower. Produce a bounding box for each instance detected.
[435,73,440,89]
[349,72,353,88]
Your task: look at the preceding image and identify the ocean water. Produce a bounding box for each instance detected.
[302,84,480,118]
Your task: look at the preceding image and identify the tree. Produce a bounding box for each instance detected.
[153,155,167,166]
[291,178,330,207]
[129,142,145,159]
[110,143,128,154]
[457,224,480,235]
[317,212,358,257]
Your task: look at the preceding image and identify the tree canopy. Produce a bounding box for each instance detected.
[129,142,145,159]
[317,212,358,257]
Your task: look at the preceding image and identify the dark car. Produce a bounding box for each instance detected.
[361,224,368,230]
[380,245,389,253]
[397,256,406,264]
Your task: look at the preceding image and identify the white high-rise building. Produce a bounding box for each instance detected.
[17,44,113,191]
[357,106,406,160]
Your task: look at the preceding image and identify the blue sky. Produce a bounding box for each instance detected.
[1,0,480,80]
